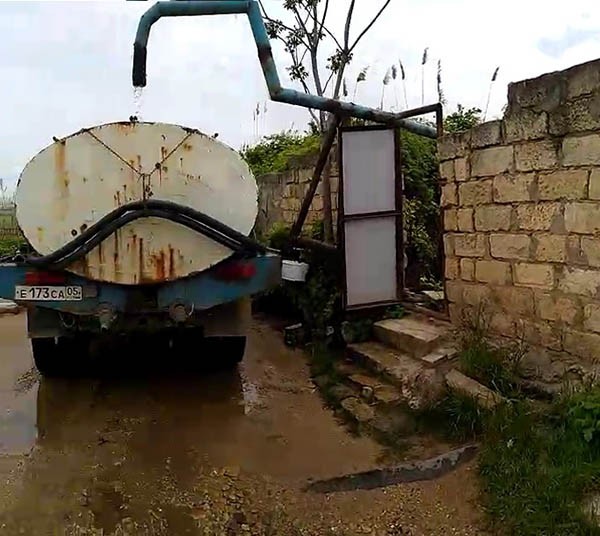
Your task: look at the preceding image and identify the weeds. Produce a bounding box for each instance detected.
[384,305,405,320]
[456,305,526,398]
[341,318,373,344]
[417,392,490,441]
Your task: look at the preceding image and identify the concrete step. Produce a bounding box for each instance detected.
[420,345,459,369]
[346,373,402,405]
[373,316,450,359]
[347,342,444,409]
[445,369,505,409]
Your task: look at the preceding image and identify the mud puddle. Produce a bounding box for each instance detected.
[0,313,484,534]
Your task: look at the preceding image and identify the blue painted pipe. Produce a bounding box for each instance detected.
[132,0,438,138]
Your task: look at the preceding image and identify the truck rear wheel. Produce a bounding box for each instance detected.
[205,336,247,368]
[31,336,89,377]
[171,331,246,369]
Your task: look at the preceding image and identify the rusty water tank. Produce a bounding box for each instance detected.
[15,121,258,285]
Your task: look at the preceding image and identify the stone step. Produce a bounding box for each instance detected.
[346,373,402,405]
[373,316,450,359]
[340,397,375,423]
[420,345,459,369]
[347,342,444,409]
[445,369,505,409]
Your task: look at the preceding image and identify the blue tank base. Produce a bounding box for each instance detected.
[0,254,281,338]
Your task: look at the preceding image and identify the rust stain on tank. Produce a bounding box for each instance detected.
[129,160,136,181]
[183,143,192,151]
[97,242,104,280]
[75,256,91,278]
[114,190,121,207]
[151,249,167,281]
[160,146,167,160]
[54,142,70,193]
[113,231,120,275]
[137,155,142,171]
[116,122,134,132]
[138,237,144,283]
[168,246,175,279]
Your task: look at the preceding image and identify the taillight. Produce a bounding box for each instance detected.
[24,271,66,285]
[213,261,256,281]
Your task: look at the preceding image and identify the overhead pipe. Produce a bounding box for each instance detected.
[132,0,439,139]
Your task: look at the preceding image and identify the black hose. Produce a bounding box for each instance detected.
[23,200,268,268]
[49,210,247,270]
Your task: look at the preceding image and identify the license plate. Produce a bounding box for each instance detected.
[14,285,83,301]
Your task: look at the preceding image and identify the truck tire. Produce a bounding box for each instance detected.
[205,336,247,369]
[31,336,89,377]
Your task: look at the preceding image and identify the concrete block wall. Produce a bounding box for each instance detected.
[254,159,339,238]
[440,59,600,383]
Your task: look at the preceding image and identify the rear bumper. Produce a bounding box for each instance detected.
[0,253,281,318]
[26,296,253,338]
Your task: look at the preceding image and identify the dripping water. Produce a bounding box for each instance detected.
[132,86,144,120]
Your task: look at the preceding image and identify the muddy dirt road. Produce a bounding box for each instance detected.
[0,313,484,535]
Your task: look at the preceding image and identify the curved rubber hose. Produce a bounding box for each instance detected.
[24,200,266,267]
[37,210,248,270]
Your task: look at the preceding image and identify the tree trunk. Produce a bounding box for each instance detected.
[321,157,333,243]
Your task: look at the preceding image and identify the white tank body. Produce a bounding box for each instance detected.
[15,121,258,285]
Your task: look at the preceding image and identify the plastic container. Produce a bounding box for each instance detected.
[282,260,309,282]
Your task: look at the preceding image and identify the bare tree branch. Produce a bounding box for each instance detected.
[258,0,311,49]
[320,0,330,32]
[303,0,342,52]
[287,34,319,124]
[323,69,336,94]
[319,0,355,104]
[291,6,312,49]
[343,0,356,49]
[348,0,392,53]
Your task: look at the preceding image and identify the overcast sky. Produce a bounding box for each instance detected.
[1,0,599,189]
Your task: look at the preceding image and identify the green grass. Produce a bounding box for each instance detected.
[479,392,600,536]
[0,236,25,256]
[414,306,600,534]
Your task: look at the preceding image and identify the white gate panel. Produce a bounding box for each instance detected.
[341,129,396,215]
[339,126,402,310]
[344,218,397,307]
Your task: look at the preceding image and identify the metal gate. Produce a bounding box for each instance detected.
[339,125,403,310]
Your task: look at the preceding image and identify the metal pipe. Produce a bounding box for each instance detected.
[133,1,251,87]
[132,0,438,139]
[293,237,338,254]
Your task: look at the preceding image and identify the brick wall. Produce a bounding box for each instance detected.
[440,59,600,383]
[254,157,339,238]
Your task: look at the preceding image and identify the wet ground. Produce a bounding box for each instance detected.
[0,312,485,535]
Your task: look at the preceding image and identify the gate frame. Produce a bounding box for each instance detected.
[338,124,404,311]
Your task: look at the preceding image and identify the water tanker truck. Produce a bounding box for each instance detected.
[0,0,437,376]
[0,121,280,375]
